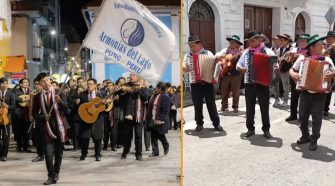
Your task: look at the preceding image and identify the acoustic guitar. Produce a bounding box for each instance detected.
[0,102,9,126]
[219,52,242,76]
[18,95,30,107]
[78,87,121,124]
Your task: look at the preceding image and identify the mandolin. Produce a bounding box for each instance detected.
[78,87,121,124]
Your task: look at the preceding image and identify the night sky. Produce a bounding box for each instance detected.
[60,0,90,43]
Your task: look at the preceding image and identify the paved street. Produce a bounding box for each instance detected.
[183,93,335,186]
[0,130,180,186]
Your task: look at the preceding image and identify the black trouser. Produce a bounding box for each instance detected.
[169,110,178,129]
[32,122,44,157]
[289,78,299,117]
[122,119,143,157]
[72,121,80,150]
[299,91,326,142]
[149,121,169,155]
[191,83,220,126]
[245,84,270,132]
[324,91,332,112]
[103,115,118,149]
[116,119,125,146]
[144,121,151,149]
[0,125,10,158]
[80,138,102,157]
[45,140,63,178]
[14,117,30,150]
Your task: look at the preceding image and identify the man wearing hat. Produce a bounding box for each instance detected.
[290,34,335,151]
[285,33,310,122]
[271,36,281,51]
[215,35,243,113]
[323,31,335,116]
[183,35,223,132]
[274,34,293,107]
[236,31,275,138]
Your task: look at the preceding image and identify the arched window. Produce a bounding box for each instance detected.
[189,0,214,20]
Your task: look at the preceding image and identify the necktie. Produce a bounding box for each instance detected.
[46,91,51,107]
[1,91,4,102]
[89,92,93,101]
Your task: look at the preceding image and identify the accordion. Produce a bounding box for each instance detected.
[296,58,334,93]
[245,51,277,86]
[186,53,218,84]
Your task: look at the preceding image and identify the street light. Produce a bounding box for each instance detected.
[50,30,56,35]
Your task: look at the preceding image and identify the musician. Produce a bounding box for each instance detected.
[114,77,126,148]
[31,78,45,162]
[146,82,170,157]
[183,35,223,132]
[67,80,85,151]
[121,74,149,161]
[12,78,31,152]
[274,34,293,107]
[32,73,69,185]
[285,33,310,122]
[215,35,243,113]
[290,34,335,151]
[323,31,335,116]
[77,78,106,161]
[236,31,275,138]
[0,78,14,161]
[103,81,118,151]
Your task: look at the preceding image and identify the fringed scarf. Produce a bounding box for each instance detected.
[40,87,66,143]
[135,94,144,122]
[147,93,162,121]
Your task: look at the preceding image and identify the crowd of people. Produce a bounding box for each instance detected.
[0,73,181,185]
[184,30,335,151]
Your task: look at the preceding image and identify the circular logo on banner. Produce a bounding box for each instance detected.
[120,19,145,47]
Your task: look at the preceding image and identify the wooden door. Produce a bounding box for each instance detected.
[244,6,272,47]
[295,13,306,37]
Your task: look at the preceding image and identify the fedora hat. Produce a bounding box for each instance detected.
[298,33,310,40]
[326,31,335,38]
[226,35,243,45]
[277,34,291,40]
[307,34,326,48]
[245,31,264,40]
[187,35,201,44]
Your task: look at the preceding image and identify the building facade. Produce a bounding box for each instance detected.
[183,0,335,54]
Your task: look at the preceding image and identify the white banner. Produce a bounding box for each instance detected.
[83,0,175,84]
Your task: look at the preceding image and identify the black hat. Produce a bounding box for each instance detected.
[226,35,243,45]
[326,31,335,38]
[307,34,326,48]
[187,35,201,43]
[245,31,264,40]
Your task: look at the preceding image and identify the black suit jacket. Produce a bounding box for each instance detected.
[78,90,105,140]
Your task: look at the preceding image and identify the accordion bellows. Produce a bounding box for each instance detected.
[187,53,217,84]
[296,58,334,93]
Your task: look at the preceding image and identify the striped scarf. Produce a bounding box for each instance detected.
[40,87,66,143]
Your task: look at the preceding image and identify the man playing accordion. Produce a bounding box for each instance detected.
[289,34,335,151]
[236,31,276,139]
[183,35,223,132]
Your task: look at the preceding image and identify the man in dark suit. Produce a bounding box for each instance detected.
[0,78,15,161]
[121,74,149,161]
[32,73,69,185]
[12,78,31,152]
[30,78,44,162]
[146,82,170,157]
[77,78,106,161]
